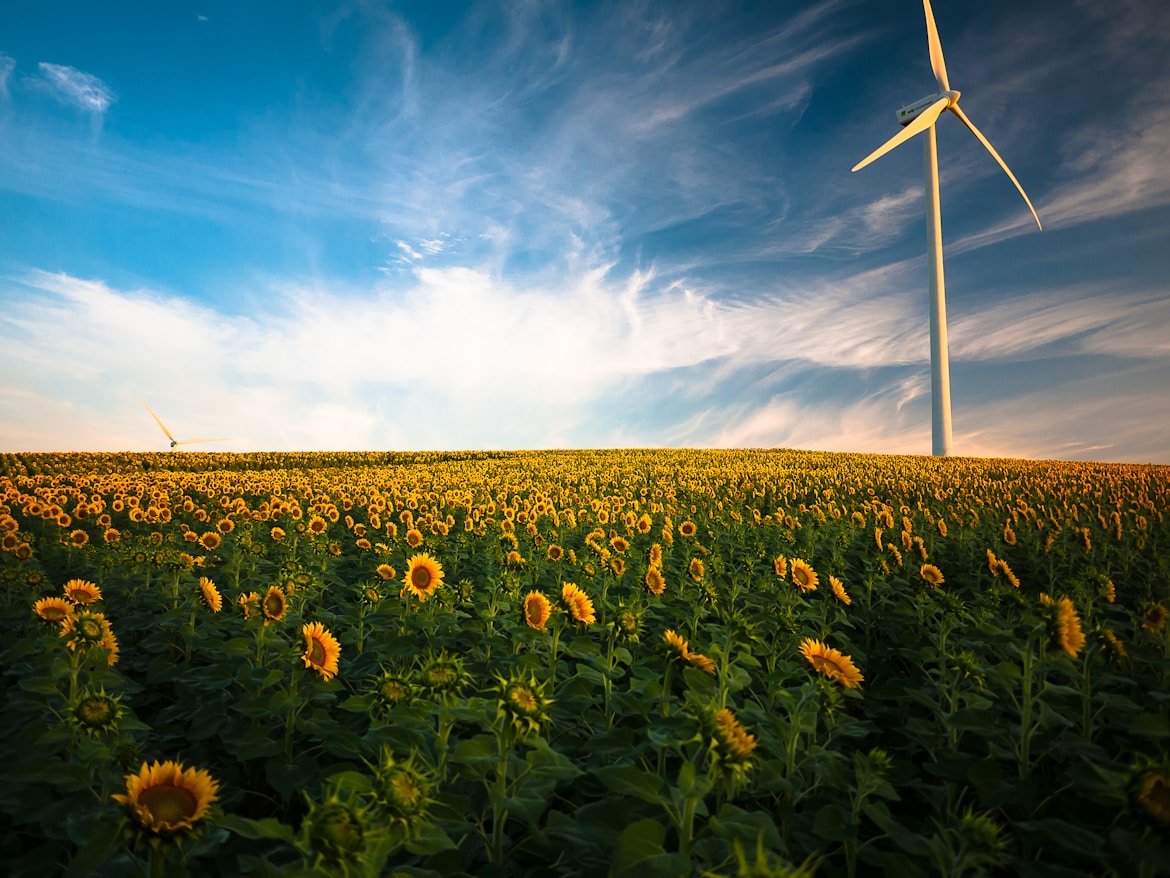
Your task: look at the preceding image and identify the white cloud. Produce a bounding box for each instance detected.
[34,62,116,113]
[0,53,14,97]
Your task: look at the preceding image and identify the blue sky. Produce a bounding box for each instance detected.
[2,0,1169,461]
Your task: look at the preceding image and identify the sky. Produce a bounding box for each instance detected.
[2,0,1169,462]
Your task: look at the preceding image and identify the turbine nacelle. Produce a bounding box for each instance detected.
[897,90,960,126]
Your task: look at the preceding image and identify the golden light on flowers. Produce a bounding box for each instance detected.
[302,621,342,682]
[1054,596,1086,658]
[773,555,787,578]
[271,526,285,541]
[920,564,945,586]
[199,531,221,551]
[714,708,758,761]
[69,529,89,547]
[261,585,288,623]
[1003,523,1016,546]
[678,520,697,538]
[561,582,596,626]
[662,628,715,674]
[238,591,260,619]
[62,578,102,604]
[198,577,223,612]
[403,553,444,602]
[547,543,564,561]
[791,558,818,592]
[34,596,74,622]
[112,760,219,836]
[405,528,423,548]
[800,638,864,689]
[523,590,553,631]
[686,650,717,675]
[375,563,396,581]
[829,576,851,606]
[689,558,705,581]
[664,629,689,657]
[308,515,327,535]
[645,567,666,596]
[996,560,1020,588]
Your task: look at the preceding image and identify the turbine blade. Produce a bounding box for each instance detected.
[923,0,950,92]
[949,104,1042,230]
[174,438,231,445]
[140,399,176,443]
[852,97,948,172]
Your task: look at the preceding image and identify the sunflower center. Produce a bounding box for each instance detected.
[510,686,538,714]
[263,593,285,617]
[43,607,68,621]
[381,680,407,701]
[78,697,114,724]
[139,783,198,826]
[308,638,327,665]
[79,619,102,639]
[391,774,422,809]
[411,567,432,590]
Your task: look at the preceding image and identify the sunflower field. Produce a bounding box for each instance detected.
[1,448,1168,877]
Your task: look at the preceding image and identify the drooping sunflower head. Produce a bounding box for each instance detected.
[560,582,596,626]
[112,760,219,836]
[799,637,864,690]
[686,650,717,675]
[62,578,102,605]
[34,596,74,623]
[261,585,287,623]
[829,576,851,606]
[403,553,444,602]
[920,564,945,587]
[238,591,260,620]
[375,563,396,581]
[663,628,689,659]
[1052,595,1086,658]
[302,621,342,682]
[198,577,223,612]
[790,559,817,592]
[522,590,553,631]
[1132,766,1170,828]
[688,558,705,581]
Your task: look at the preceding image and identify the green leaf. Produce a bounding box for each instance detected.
[612,818,667,874]
[1131,714,1170,737]
[404,822,457,856]
[593,765,664,805]
[812,802,853,842]
[217,813,296,843]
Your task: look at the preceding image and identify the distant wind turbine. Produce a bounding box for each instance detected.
[141,399,230,450]
[852,0,1041,456]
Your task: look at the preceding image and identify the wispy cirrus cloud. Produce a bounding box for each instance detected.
[32,62,116,113]
[0,53,14,97]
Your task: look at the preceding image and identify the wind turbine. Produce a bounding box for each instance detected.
[141,399,230,451]
[852,0,1041,456]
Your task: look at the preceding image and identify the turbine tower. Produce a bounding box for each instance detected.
[141,399,230,450]
[852,0,1041,456]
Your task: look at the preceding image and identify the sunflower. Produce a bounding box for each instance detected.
[986,549,999,576]
[686,650,717,675]
[113,760,219,836]
[663,629,689,659]
[523,590,553,630]
[791,559,818,592]
[302,622,342,682]
[645,567,666,596]
[271,527,286,541]
[561,582,596,626]
[1143,604,1168,633]
[403,553,444,602]
[238,591,260,619]
[920,564,945,587]
[217,518,235,535]
[506,550,525,565]
[1054,596,1086,658]
[355,538,372,551]
[200,532,221,551]
[68,687,125,737]
[1002,523,1016,546]
[308,515,327,536]
[417,655,470,698]
[497,673,554,738]
[1136,769,1170,826]
[2,533,20,551]
[198,577,223,612]
[609,557,626,576]
[773,555,788,578]
[547,543,564,561]
[996,560,1020,588]
[649,543,663,568]
[34,596,74,622]
[678,520,697,538]
[372,672,413,710]
[60,610,112,652]
[610,535,629,554]
[713,707,758,761]
[689,558,705,581]
[405,528,423,548]
[799,638,864,689]
[70,529,89,547]
[261,585,287,623]
[63,579,102,605]
[829,576,851,606]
